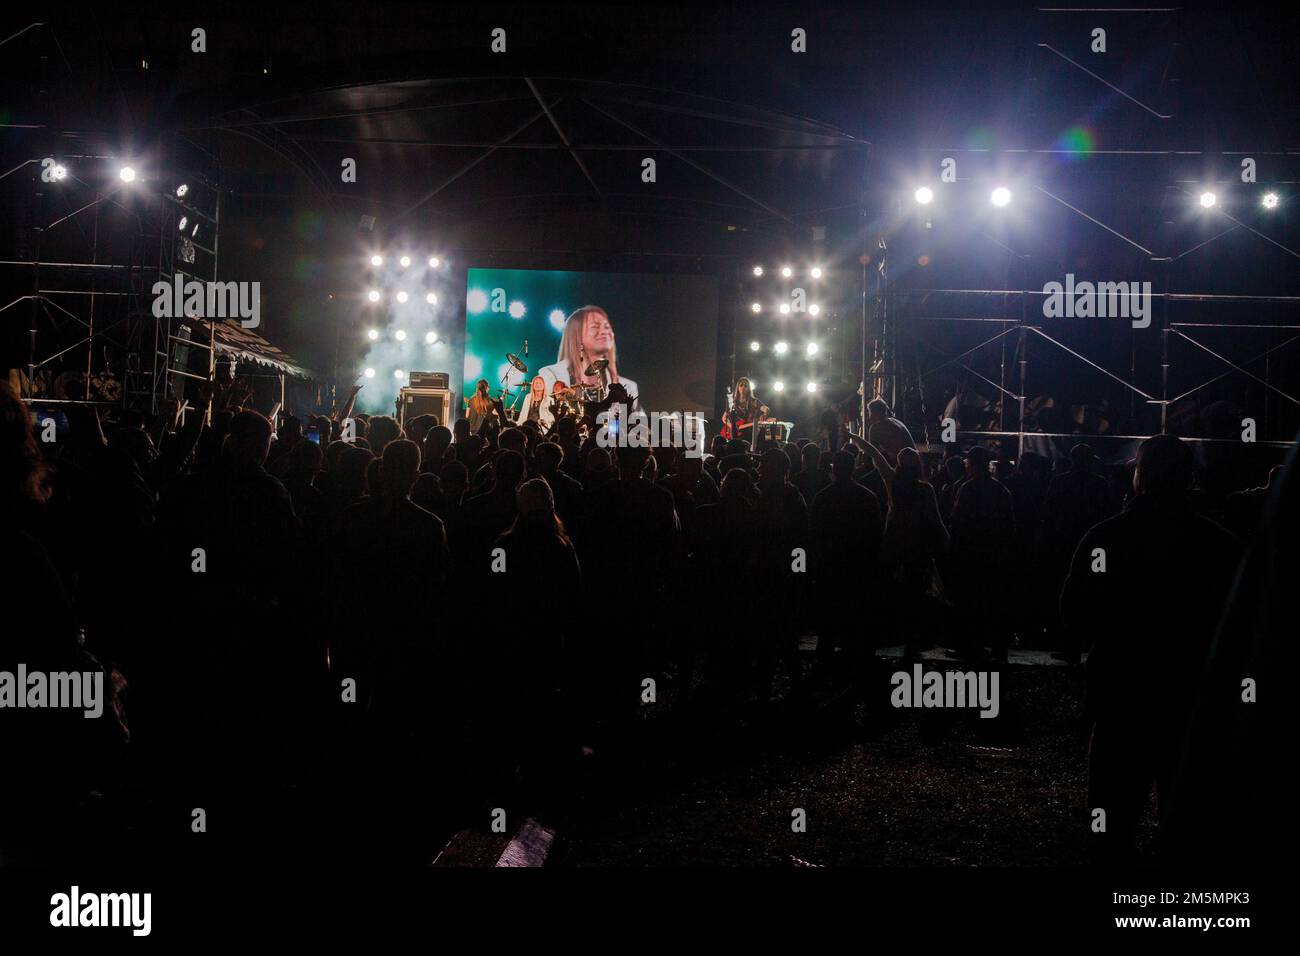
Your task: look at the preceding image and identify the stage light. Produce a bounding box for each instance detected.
[779,303,791,315]
[809,304,821,317]
[467,289,488,313]
[915,186,933,205]
[394,329,407,341]
[175,183,188,198]
[370,254,384,267]
[425,331,437,344]
[177,216,188,232]
[399,255,411,269]
[367,289,381,303]
[806,342,819,357]
[752,265,764,277]
[51,164,67,181]
[1199,191,1217,209]
[118,166,137,183]
[508,301,526,319]
[366,329,379,341]
[774,340,789,355]
[810,266,823,279]
[426,292,438,305]
[549,309,566,331]
[750,341,761,352]
[396,291,409,303]
[805,381,818,393]
[192,222,200,239]
[773,380,785,392]
[394,369,405,379]
[751,302,762,313]
[991,187,1011,207]
[1262,192,1280,210]
[363,367,375,379]
[429,256,441,269]
[781,265,793,278]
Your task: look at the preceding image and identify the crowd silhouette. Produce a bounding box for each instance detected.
[0,378,1285,867]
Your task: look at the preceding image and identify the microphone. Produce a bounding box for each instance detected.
[523,339,529,357]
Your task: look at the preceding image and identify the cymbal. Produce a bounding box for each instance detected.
[583,358,608,376]
[506,353,528,373]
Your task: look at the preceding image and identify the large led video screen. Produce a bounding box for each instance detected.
[463,268,719,420]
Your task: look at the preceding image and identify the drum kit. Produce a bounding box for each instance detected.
[497,347,612,424]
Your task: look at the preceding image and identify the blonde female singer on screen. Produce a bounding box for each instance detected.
[537,305,641,414]
[517,375,556,430]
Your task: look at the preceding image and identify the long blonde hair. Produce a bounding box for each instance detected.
[468,378,493,414]
[558,305,619,386]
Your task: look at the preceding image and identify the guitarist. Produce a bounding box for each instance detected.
[722,377,770,441]
[466,379,498,434]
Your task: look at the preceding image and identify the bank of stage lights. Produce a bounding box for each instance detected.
[364,251,449,305]
[910,181,1283,213]
[749,261,825,318]
[362,251,448,382]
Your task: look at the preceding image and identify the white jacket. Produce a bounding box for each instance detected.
[535,361,641,414]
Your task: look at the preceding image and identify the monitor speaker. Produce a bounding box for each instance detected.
[399,387,451,428]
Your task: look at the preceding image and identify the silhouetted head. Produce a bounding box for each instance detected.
[225,410,274,467]
[896,446,923,482]
[338,446,373,500]
[278,415,303,443]
[585,446,611,477]
[440,459,468,498]
[1134,434,1194,499]
[494,449,526,490]
[867,397,889,423]
[423,425,452,465]
[832,450,856,481]
[367,415,402,456]
[760,447,791,483]
[381,438,421,497]
[325,437,349,471]
[966,444,992,479]
[499,427,526,455]
[721,468,753,499]
[288,437,324,477]
[1019,451,1048,479]
[1069,442,1095,471]
[406,414,436,446]
[517,476,555,516]
[617,445,650,480]
[535,440,564,472]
